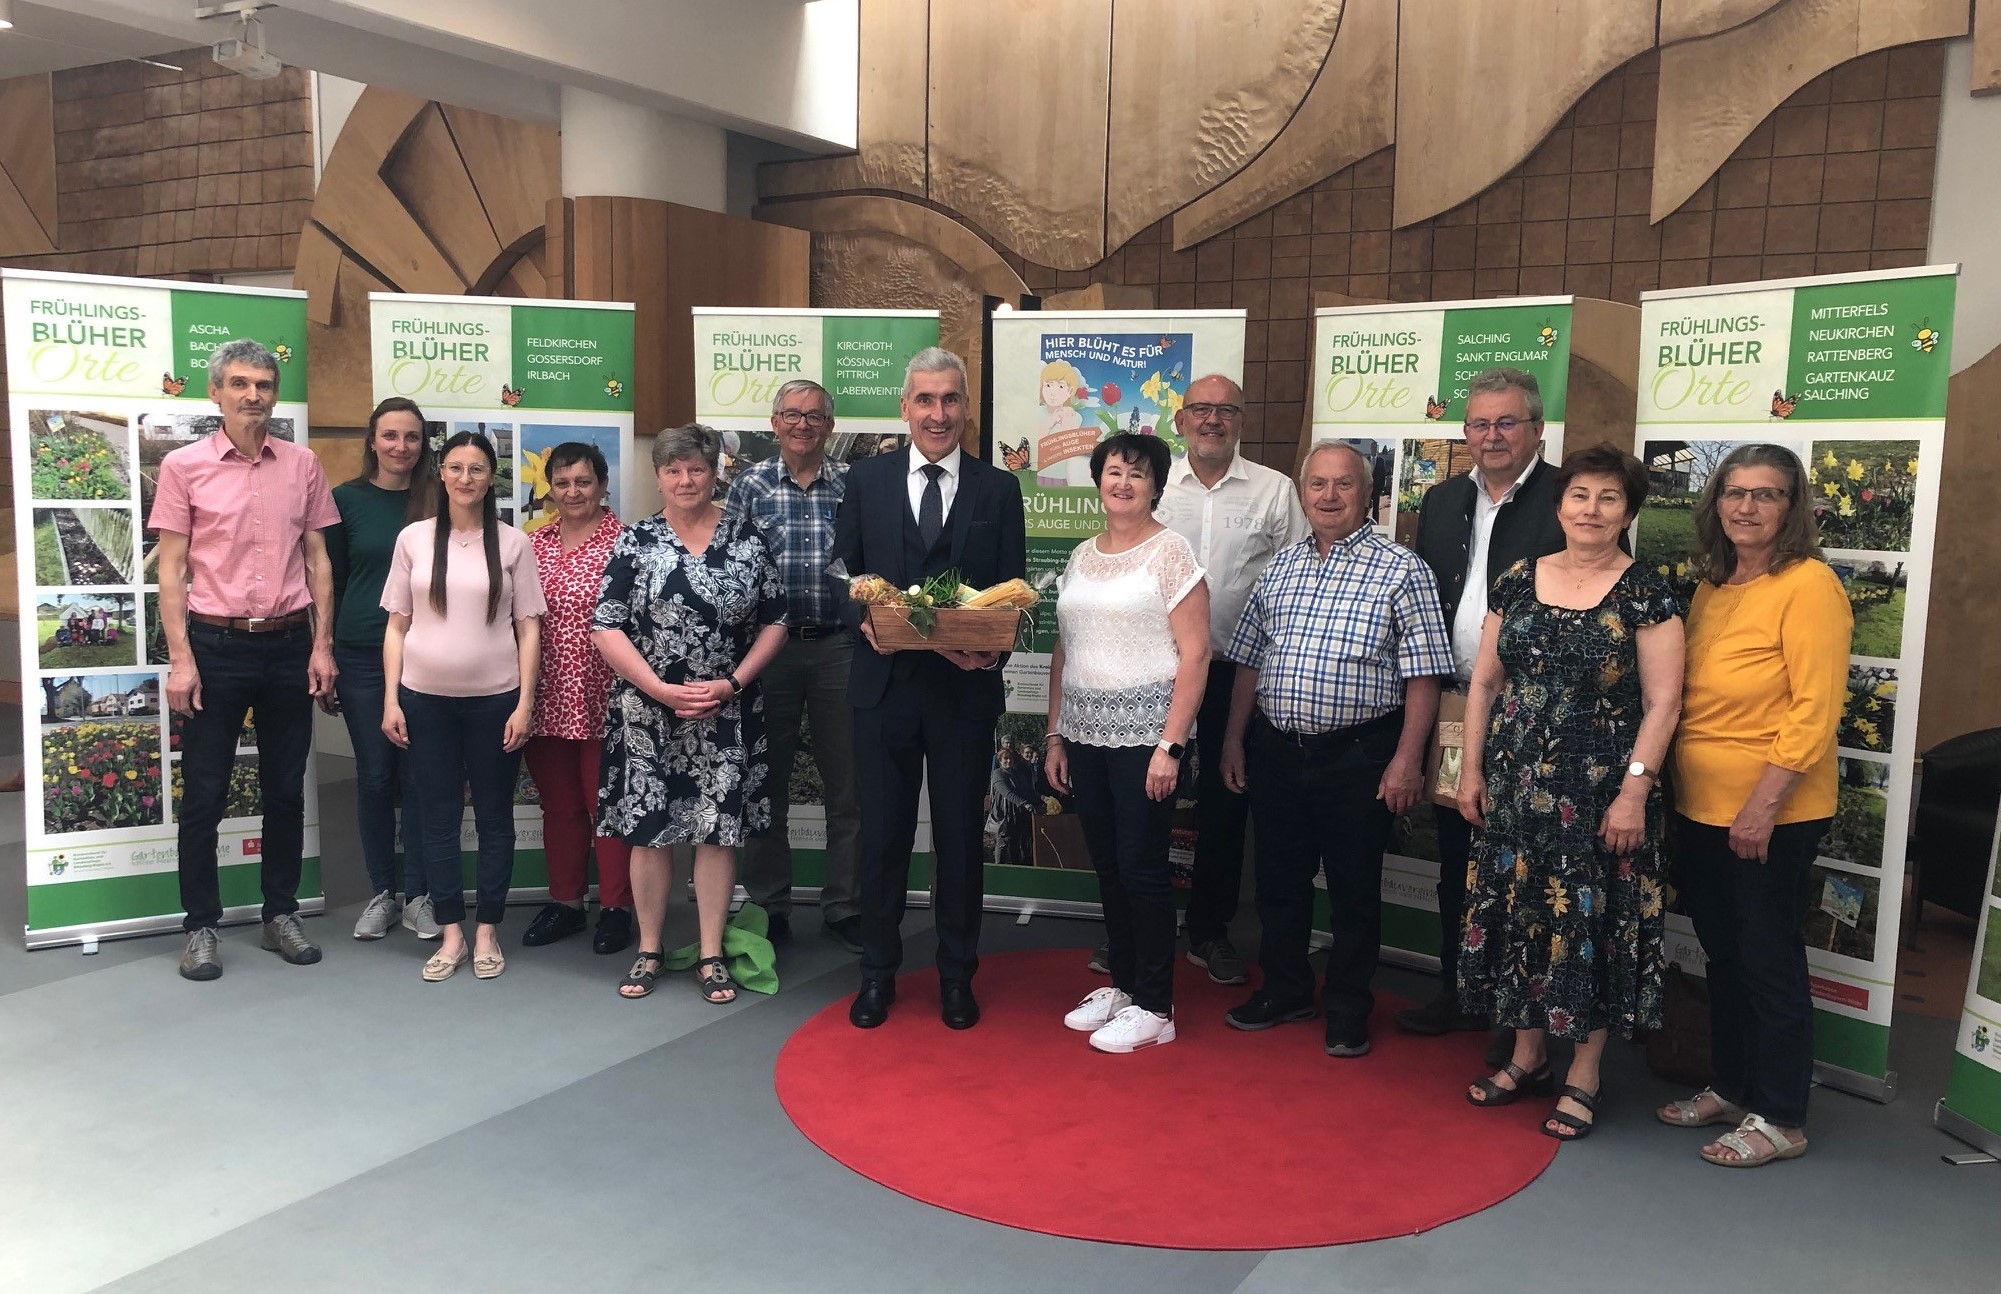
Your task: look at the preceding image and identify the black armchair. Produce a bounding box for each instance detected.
[1910,727,2001,925]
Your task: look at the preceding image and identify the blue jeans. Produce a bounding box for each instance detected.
[400,686,521,926]
[334,646,422,900]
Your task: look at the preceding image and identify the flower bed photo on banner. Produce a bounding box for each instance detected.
[1840,664,1898,754]
[1637,439,1805,609]
[43,719,163,835]
[1809,440,1917,552]
[1825,755,1890,869]
[33,508,135,587]
[1979,918,2001,1003]
[28,410,130,501]
[1829,555,1908,659]
[170,752,260,820]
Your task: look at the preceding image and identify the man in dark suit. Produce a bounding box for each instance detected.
[832,347,1027,1030]
[1400,367,1564,1045]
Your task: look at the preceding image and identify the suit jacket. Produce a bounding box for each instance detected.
[1409,458,1566,629]
[831,445,1028,715]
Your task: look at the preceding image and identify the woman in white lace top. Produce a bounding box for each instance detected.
[1045,433,1211,1053]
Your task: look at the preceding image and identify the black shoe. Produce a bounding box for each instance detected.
[592,906,633,955]
[767,912,792,946]
[822,914,864,954]
[1225,992,1316,1031]
[1394,992,1489,1036]
[521,902,586,947]
[940,980,981,1030]
[1484,1026,1515,1069]
[1325,1026,1373,1058]
[850,979,895,1028]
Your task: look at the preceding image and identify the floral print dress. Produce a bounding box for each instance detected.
[592,511,785,847]
[1458,559,1680,1041]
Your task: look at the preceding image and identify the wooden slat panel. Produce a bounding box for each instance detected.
[759,0,930,200]
[494,243,548,300]
[754,195,1030,301]
[1980,0,2001,94]
[0,162,57,256]
[295,221,343,326]
[927,0,1112,270]
[382,103,502,286]
[1173,0,1396,249]
[1105,0,1344,252]
[543,197,572,299]
[1661,0,1789,44]
[312,88,464,292]
[1394,0,1657,228]
[308,254,396,427]
[439,103,561,250]
[0,74,56,239]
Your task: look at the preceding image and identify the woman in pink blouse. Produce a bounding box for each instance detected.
[381,431,546,982]
[520,442,634,955]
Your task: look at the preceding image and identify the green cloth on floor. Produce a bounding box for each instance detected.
[663,903,779,995]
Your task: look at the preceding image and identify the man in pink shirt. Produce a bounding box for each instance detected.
[150,338,341,981]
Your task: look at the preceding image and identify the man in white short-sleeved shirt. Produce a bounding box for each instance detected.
[1148,374,1306,986]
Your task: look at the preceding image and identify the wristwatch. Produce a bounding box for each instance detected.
[1157,739,1186,759]
[1627,760,1656,782]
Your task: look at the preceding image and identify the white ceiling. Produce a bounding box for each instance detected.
[0,3,190,78]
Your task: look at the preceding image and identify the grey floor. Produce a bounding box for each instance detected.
[0,725,1995,1293]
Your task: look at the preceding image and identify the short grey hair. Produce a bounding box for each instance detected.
[902,346,969,399]
[1297,438,1369,487]
[771,379,833,417]
[207,338,278,390]
[1465,366,1543,421]
[652,422,721,472]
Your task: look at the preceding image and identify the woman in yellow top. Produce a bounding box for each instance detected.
[1658,444,1851,1168]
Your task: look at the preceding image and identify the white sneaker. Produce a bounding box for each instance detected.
[401,895,441,940]
[1089,1005,1176,1053]
[352,891,402,940]
[1064,986,1133,1031]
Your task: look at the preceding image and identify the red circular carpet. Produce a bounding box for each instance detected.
[775,947,1558,1249]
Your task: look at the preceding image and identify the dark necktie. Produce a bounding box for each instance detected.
[918,463,945,548]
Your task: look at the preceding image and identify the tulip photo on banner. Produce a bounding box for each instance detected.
[4,269,321,948]
[987,309,1246,912]
[1633,265,1956,1099]
[691,306,941,895]
[1307,296,1574,965]
[370,292,635,899]
[1937,817,2001,1155]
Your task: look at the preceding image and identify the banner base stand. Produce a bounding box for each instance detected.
[1381,947,1443,975]
[1814,1060,1897,1104]
[1933,1100,2001,1158]
[25,897,327,952]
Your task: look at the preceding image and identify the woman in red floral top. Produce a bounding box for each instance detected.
[520,442,634,954]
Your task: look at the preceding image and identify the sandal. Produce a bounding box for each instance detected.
[1542,1085,1601,1140]
[695,955,738,1004]
[1701,1113,1807,1167]
[619,950,664,998]
[1467,1060,1554,1108]
[1658,1087,1746,1129]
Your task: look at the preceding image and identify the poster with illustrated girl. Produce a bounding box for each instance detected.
[1022,333,1194,487]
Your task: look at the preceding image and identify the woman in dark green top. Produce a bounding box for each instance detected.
[329,397,437,941]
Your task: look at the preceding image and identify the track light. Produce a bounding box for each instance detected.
[0,0,16,33]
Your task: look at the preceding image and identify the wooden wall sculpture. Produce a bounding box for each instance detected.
[0,74,58,257]
[291,87,562,426]
[1923,339,2001,749]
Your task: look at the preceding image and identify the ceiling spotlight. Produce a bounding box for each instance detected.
[0,0,15,32]
[211,11,283,80]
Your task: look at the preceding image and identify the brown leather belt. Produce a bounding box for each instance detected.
[189,611,310,633]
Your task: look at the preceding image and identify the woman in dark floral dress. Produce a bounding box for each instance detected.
[1455,444,1684,1141]
[592,425,788,1005]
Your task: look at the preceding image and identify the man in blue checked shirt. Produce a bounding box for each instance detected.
[724,379,863,954]
[1218,439,1455,1058]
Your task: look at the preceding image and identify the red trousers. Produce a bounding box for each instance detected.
[524,735,632,909]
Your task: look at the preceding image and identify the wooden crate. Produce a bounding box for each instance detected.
[865,604,1025,653]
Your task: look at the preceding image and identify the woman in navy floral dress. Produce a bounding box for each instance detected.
[1455,445,1684,1141]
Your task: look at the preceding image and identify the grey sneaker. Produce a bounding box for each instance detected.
[401,895,441,940]
[1086,942,1111,975]
[261,913,322,965]
[352,891,401,941]
[1187,936,1249,985]
[179,927,222,981]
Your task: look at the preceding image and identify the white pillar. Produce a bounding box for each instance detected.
[559,86,727,212]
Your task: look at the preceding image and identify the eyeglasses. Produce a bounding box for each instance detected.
[1720,486,1789,507]
[775,410,832,428]
[442,463,492,480]
[1183,402,1243,421]
[1464,417,1537,435]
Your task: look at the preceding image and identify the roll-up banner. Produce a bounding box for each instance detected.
[369,292,635,898]
[987,309,1247,914]
[1635,265,1956,1100]
[1936,816,2001,1155]
[1307,296,1574,964]
[5,269,320,948]
[691,306,940,893]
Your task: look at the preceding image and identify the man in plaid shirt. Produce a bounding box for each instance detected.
[1219,440,1454,1058]
[724,379,863,953]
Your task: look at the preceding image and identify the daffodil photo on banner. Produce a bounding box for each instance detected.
[369,293,635,898]
[1635,265,1957,1100]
